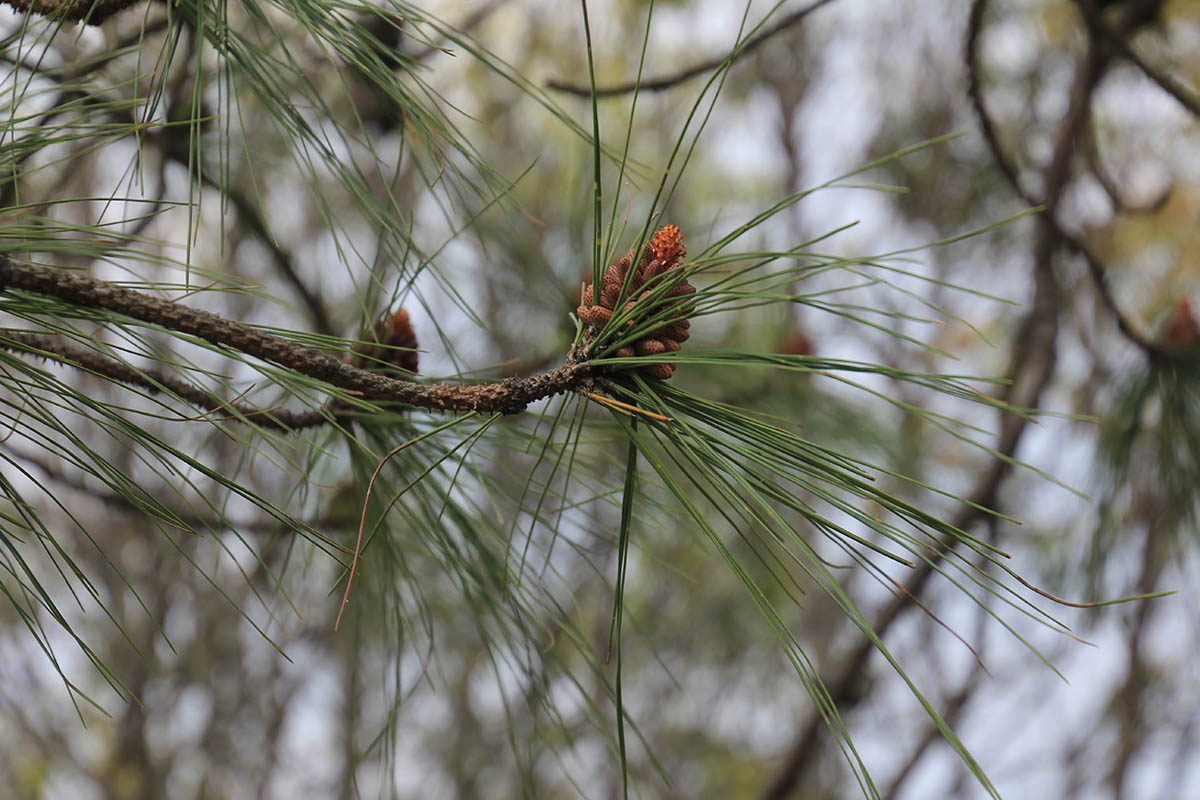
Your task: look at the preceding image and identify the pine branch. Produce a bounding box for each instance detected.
[0,0,149,24]
[0,257,595,417]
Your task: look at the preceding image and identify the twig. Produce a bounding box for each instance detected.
[966,0,1166,359]
[1076,0,1199,118]
[0,257,595,416]
[1084,131,1170,216]
[546,0,837,98]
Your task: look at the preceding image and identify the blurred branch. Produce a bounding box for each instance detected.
[0,23,172,209]
[546,0,837,98]
[1079,0,1200,118]
[0,20,171,81]
[758,429,1051,799]
[1106,512,1169,797]
[966,0,1167,360]
[883,658,982,799]
[3,444,350,543]
[412,0,510,62]
[883,518,1000,799]
[1084,130,1171,216]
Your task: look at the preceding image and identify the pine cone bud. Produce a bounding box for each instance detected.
[352,308,419,374]
[644,363,675,380]
[650,224,685,264]
[579,305,613,326]
[635,338,666,357]
[659,320,690,342]
[575,224,695,380]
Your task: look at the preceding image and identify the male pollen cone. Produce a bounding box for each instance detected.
[353,308,420,374]
[577,225,695,380]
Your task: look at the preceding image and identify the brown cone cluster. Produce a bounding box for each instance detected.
[1161,297,1200,348]
[577,225,695,380]
[352,308,419,374]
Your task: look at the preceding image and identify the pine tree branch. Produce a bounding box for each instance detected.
[0,0,148,24]
[0,257,595,418]
[163,146,336,338]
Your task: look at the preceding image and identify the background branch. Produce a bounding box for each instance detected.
[546,0,837,97]
[966,0,1165,359]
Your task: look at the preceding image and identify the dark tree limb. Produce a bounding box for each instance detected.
[1084,130,1170,216]
[0,0,148,25]
[966,0,1166,360]
[546,0,837,98]
[1097,33,1200,117]
[1076,0,1200,118]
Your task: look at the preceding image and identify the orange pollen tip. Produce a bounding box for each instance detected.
[650,224,685,263]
